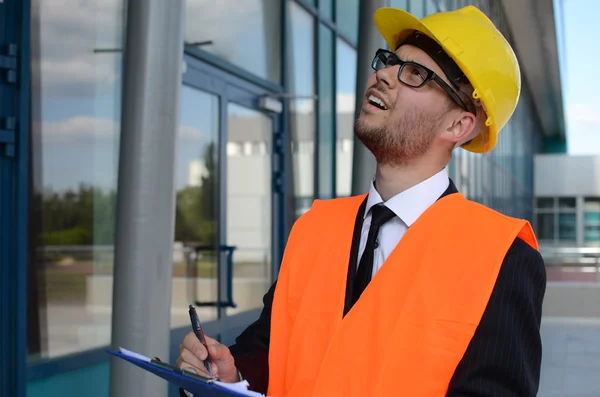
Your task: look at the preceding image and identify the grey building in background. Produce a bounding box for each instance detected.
[535,154,600,248]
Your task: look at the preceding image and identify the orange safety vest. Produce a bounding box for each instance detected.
[267,192,538,397]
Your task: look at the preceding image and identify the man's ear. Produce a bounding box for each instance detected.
[444,111,477,145]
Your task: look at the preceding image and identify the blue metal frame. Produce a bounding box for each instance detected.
[0,0,30,396]
[276,0,290,269]
[183,45,284,95]
[186,245,238,308]
[295,0,357,48]
[331,0,339,197]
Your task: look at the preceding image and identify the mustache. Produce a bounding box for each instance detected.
[368,82,387,95]
[365,81,391,105]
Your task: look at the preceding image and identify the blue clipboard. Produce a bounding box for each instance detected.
[107,349,258,397]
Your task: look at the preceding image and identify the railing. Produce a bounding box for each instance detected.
[37,245,240,307]
[540,246,600,281]
[183,244,237,309]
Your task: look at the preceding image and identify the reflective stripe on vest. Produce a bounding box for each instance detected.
[268,192,538,397]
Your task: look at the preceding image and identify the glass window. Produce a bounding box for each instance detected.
[426,0,438,14]
[318,24,335,199]
[185,0,281,83]
[558,213,576,241]
[226,103,273,314]
[288,2,316,220]
[537,197,555,209]
[336,0,359,43]
[409,0,426,17]
[536,213,555,241]
[320,0,333,19]
[558,197,576,209]
[28,0,125,361]
[171,86,220,328]
[336,39,357,198]
[584,197,600,243]
[390,0,409,9]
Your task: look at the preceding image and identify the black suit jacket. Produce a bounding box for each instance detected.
[183,180,547,396]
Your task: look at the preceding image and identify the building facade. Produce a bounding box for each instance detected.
[0,0,565,396]
[535,154,600,248]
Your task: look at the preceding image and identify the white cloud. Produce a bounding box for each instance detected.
[40,116,118,143]
[32,0,281,97]
[40,116,203,143]
[567,103,600,125]
[184,0,279,80]
[178,125,202,140]
[185,0,261,44]
[565,103,600,155]
[32,0,124,96]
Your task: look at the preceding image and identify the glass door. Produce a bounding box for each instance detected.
[170,54,282,346]
[171,85,220,328]
[225,102,273,315]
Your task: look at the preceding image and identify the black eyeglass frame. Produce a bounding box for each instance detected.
[371,49,473,114]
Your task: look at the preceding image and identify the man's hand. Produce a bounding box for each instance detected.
[176,332,240,383]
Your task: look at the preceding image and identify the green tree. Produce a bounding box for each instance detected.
[174,142,218,244]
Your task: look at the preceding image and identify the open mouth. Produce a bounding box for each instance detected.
[368,94,388,110]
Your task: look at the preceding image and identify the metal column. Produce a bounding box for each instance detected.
[109,0,185,396]
[351,0,387,195]
[0,0,30,396]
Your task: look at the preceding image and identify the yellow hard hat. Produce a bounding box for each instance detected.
[373,6,521,153]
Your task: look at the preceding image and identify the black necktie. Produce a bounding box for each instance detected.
[352,204,396,305]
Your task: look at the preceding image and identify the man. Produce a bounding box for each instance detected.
[177,5,546,397]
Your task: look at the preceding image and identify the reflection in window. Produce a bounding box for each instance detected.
[336,0,359,43]
[536,213,555,241]
[390,0,409,10]
[558,197,576,209]
[426,0,438,14]
[288,2,315,220]
[320,0,333,19]
[28,0,125,361]
[537,197,554,209]
[185,0,281,83]
[336,39,357,197]
[226,103,273,315]
[558,213,576,241]
[318,24,335,199]
[584,198,600,243]
[409,0,425,17]
[171,86,220,328]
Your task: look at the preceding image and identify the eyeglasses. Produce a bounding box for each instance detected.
[371,49,473,114]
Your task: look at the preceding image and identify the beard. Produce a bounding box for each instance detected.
[354,104,446,167]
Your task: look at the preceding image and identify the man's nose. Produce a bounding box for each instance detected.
[375,65,398,89]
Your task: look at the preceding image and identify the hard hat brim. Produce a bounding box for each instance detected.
[373,8,495,153]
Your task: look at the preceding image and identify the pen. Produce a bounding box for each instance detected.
[188,304,213,377]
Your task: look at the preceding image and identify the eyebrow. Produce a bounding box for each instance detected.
[396,54,426,66]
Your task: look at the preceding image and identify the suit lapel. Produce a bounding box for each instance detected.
[343,197,368,316]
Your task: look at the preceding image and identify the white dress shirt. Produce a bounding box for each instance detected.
[358,168,450,277]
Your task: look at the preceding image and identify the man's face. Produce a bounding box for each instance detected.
[355,44,458,166]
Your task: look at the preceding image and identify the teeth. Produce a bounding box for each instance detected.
[368,95,386,110]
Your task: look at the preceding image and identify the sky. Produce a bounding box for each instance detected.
[560,0,600,154]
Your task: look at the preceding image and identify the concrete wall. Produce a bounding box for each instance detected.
[535,154,600,197]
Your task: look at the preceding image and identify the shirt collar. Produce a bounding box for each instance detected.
[365,168,450,227]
